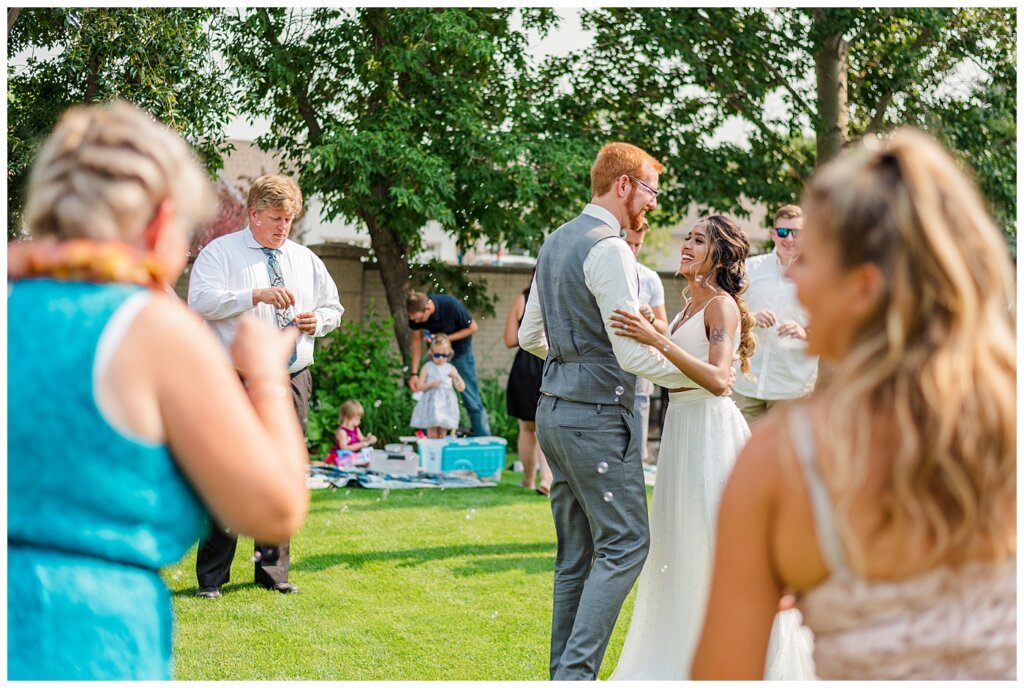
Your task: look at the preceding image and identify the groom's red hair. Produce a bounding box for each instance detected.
[590,142,664,198]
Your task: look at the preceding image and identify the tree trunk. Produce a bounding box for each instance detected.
[83,52,102,102]
[813,10,850,166]
[7,8,21,35]
[360,209,414,371]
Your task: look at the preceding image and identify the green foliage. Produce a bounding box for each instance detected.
[478,372,519,448]
[217,8,573,360]
[308,311,518,457]
[410,259,498,319]
[7,8,233,238]
[560,8,1015,243]
[307,309,415,458]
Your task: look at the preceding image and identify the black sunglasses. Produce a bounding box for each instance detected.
[774,227,799,238]
[431,352,451,359]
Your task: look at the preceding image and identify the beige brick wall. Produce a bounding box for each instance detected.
[175,240,685,385]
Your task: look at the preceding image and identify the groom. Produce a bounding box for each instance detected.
[519,143,697,680]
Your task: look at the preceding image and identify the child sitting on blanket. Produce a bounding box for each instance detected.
[410,334,465,438]
[325,400,377,468]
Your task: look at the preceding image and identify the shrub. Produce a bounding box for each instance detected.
[307,309,415,458]
[308,315,520,458]
[478,370,519,447]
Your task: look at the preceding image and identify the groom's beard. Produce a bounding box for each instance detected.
[625,189,647,232]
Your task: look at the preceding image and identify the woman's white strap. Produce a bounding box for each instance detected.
[788,408,849,573]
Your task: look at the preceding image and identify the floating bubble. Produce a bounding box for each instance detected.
[381,489,391,501]
[490,611,499,619]
[340,504,349,512]
[402,366,410,373]
[172,570,182,581]
[252,552,262,562]
[603,491,614,502]
[374,399,382,408]
[363,358,371,366]
[614,385,625,396]
[466,508,477,520]
[597,461,609,474]
[660,565,669,573]
[614,397,620,403]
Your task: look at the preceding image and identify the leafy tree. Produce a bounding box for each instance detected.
[219,8,579,366]
[7,7,233,238]
[564,8,1015,244]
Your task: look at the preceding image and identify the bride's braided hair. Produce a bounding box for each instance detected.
[696,215,756,374]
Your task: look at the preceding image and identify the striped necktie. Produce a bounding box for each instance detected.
[261,247,298,367]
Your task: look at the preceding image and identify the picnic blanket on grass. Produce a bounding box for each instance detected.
[307,464,498,490]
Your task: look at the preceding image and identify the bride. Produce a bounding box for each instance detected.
[608,216,814,680]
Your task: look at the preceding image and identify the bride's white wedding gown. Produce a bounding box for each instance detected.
[610,304,816,680]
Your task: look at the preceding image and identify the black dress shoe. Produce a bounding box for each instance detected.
[195,586,221,599]
[271,582,298,594]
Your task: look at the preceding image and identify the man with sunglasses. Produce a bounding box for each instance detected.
[731,204,818,425]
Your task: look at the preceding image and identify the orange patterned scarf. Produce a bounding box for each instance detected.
[7,239,168,289]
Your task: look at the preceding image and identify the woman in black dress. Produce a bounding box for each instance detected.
[503,280,553,494]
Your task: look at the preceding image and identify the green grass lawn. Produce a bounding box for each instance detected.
[166,459,652,680]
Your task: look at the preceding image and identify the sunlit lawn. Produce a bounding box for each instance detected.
[167,457,650,680]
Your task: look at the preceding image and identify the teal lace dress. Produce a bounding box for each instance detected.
[8,280,208,680]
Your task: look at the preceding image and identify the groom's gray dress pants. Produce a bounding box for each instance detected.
[536,394,650,680]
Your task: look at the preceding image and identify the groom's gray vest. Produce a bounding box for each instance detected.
[536,213,637,412]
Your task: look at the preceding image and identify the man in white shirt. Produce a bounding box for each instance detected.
[622,219,668,463]
[188,175,343,597]
[519,143,729,680]
[732,204,817,425]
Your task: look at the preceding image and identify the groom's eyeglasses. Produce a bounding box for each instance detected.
[774,227,799,238]
[628,176,661,200]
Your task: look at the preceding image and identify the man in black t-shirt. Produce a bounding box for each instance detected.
[406,291,491,437]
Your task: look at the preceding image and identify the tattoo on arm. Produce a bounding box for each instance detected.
[709,326,729,345]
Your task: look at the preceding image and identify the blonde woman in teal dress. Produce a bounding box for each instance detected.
[7,102,310,680]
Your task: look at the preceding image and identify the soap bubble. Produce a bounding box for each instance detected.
[660,565,669,573]
[614,385,625,396]
[596,461,609,474]
[252,551,262,562]
[490,611,499,619]
[603,491,614,502]
[374,399,382,408]
[466,508,477,520]
[340,504,349,512]
[363,358,371,366]
[381,489,391,501]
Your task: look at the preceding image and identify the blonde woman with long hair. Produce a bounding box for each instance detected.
[7,102,309,679]
[692,128,1015,680]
